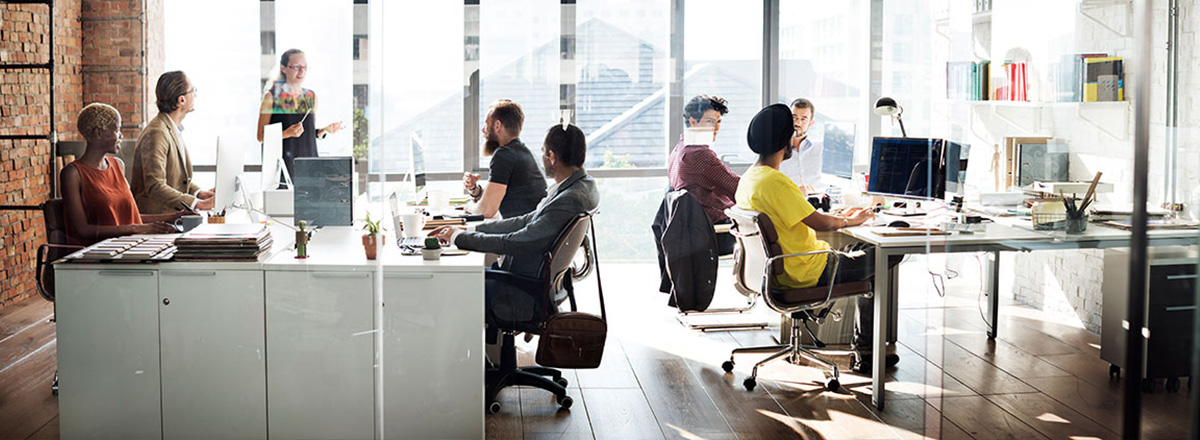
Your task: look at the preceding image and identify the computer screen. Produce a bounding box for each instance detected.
[214,137,245,213]
[867,137,967,201]
[821,122,855,179]
[409,131,427,194]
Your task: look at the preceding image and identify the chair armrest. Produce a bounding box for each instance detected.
[761,249,847,311]
[713,223,732,235]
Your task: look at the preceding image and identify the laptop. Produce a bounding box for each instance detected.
[389,192,427,252]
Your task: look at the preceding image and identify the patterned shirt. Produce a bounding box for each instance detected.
[667,135,740,223]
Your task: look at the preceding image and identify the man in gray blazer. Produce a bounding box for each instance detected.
[432,123,599,324]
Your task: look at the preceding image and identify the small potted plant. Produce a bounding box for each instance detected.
[422,236,442,261]
[361,212,385,260]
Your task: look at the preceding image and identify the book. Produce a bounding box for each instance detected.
[1101,219,1198,231]
[1084,57,1123,102]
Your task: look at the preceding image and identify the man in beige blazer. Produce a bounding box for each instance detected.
[131,71,215,214]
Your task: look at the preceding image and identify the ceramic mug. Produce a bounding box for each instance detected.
[179,215,204,232]
[401,212,426,238]
[427,190,450,215]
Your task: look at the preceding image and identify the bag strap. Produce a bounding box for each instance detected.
[588,217,607,321]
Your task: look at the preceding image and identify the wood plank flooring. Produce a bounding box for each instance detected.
[1,260,1195,439]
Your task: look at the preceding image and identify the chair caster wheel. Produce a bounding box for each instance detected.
[554,377,569,388]
[743,377,756,391]
[487,401,501,414]
[1109,364,1120,380]
[1166,377,1181,393]
[557,394,573,409]
[1141,378,1156,393]
[722,360,735,373]
[825,378,840,391]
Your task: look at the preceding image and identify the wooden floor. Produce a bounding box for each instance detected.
[0,260,1194,439]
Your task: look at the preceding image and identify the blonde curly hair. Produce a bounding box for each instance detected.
[77,103,121,140]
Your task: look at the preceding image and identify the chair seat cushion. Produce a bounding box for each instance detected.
[770,280,872,306]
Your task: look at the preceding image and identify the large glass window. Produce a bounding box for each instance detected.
[683,0,763,164]
[163,0,260,180]
[479,0,559,169]
[274,0,354,159]
[576,0,670,169]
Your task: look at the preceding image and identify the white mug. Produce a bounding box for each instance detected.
[400,212,426,238]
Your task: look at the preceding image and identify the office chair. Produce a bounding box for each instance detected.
[485,212,595,414]
[720,207,873,392]
[35,199,84,395]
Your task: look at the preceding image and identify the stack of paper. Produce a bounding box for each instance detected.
[173,224,273,262]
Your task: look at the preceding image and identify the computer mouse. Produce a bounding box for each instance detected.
[887,220,911,228]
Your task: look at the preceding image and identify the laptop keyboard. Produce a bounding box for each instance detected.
[397,236,426,248]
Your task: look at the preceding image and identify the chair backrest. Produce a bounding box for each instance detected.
[725,207,774,297]
[37,199,70,302]
[544,212,593,307]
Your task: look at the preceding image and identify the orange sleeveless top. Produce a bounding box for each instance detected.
[67,156,142,245]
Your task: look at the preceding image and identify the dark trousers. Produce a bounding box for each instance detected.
[816,242,900,352]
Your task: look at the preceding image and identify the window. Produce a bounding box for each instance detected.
[683,0,763,164]
[163,0,261,179]
[479,0,559,169]
[576,0,670,169]
[275,0,354,159]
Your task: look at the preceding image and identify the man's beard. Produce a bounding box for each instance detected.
[542,156,556,179]
[482,133,501,156]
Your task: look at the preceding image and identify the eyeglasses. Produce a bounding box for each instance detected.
[185,88,198,96]
[700,117,721,125]
[287,65,308,72]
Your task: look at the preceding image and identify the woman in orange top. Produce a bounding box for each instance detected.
[62,103,182,246]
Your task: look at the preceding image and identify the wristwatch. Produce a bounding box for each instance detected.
[469,185,483,200]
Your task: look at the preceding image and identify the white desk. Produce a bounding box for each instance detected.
[55,225,486,440]
[842,219,1199,410]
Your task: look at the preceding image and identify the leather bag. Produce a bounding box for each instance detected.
[536,220,609,369]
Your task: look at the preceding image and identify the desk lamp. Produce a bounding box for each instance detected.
[874,97,907,137]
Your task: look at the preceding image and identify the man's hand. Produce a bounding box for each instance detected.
[194,197,215,211]
[463,172,481,192]
[844,208,874,227]
[197,188,215,199]
[283,122,305,139]
[429,225,464,245]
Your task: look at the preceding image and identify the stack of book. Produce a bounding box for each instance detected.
[1055,53,1124,102]
[946,61,990,101]
[174,224,273,262]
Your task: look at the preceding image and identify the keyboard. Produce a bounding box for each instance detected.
[397,236,426,248]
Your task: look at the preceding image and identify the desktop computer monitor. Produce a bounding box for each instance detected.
[821,122,855,179]
[214,137,245,213]
[406,131,427,198]
[867,137,967,201]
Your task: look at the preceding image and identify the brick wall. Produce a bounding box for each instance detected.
[81,0,148,137]
[0,0,83,308]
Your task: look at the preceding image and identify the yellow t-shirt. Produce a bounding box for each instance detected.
[735,165,829,289]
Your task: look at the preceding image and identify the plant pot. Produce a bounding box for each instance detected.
[362,234,383,260]
[422,248,442,261]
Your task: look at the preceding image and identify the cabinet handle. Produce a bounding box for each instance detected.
[1166,274,1197,280]
[383,273,434,279]
[311,273,371,279]
[99,270,154,276]
[162,298,170,306]
[161,270,216,277]
[1165,305,1196,312]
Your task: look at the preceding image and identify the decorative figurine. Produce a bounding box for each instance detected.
[296,220,310,259]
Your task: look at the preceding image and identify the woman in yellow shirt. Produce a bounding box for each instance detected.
[735,103,895,373]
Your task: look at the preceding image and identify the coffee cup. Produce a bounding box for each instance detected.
[179,215,203,232]
[401,212,426,238]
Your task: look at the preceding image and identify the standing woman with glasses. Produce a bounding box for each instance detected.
[256,48,344,182]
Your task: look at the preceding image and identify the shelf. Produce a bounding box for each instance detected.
[949,100,1130,139]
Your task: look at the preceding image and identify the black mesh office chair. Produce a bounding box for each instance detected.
[720,207,873,392]
[485,212,595,414]
[35,199,84,395]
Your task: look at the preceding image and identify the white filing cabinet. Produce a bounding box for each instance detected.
[159,269,267,439]
[266,270,376,440]
[381,269,485,439]
[57,269,163,440]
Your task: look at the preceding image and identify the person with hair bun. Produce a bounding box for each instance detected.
[256,48,344,181]
[63,103,186,246]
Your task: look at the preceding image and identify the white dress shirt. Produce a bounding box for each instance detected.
[778,137,826,193]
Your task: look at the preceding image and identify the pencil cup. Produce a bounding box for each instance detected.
[1066,212,1088,235]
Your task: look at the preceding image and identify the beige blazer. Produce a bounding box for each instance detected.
[130,112,201,214]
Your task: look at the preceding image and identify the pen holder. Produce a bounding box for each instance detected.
[1065,211,1088,235]
[207,215,226,224]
